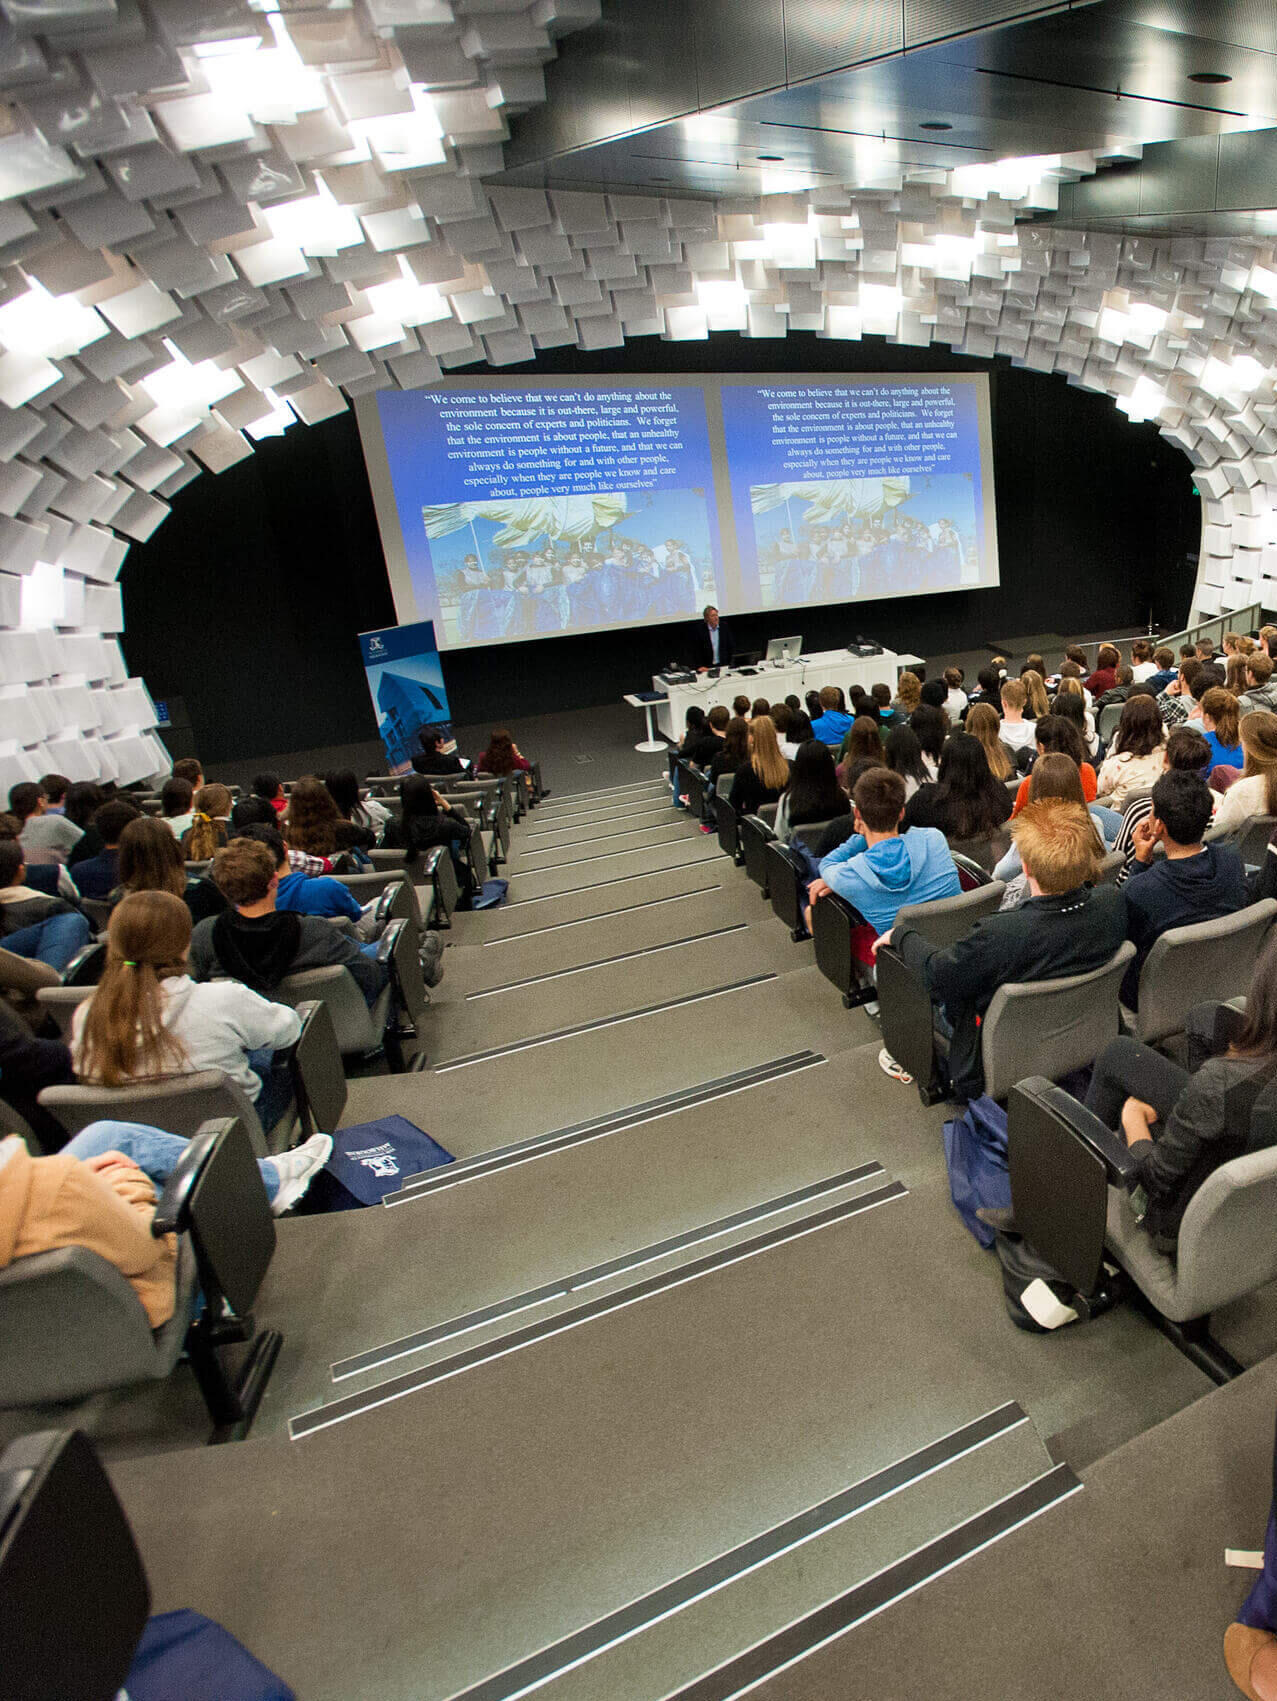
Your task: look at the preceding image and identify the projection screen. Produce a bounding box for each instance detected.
[356,373,999,651]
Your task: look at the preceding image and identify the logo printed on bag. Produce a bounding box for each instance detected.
[346,1140,400,1178]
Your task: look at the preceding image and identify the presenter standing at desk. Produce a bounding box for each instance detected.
[693,605,735,672]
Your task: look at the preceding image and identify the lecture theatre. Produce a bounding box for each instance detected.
[8,2,1277,1698]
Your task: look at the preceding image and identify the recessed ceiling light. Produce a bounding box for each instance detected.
[920,121,952,131]
[1189,71,1232,83]
[757,153,784,161]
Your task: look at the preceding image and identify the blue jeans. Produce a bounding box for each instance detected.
[245,1046,294,1133]
[5,911,91,974]
[62,1119,282,1202]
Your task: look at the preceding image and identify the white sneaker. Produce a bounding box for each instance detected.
[877,1048,913,1085]
[270,1133,333,1216]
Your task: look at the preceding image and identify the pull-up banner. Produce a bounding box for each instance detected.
[359,619,452,775]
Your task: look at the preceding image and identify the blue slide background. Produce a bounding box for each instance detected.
[374,386,726,649]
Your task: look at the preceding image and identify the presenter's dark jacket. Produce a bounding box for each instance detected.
[692,620,735,670]
[893,884,1128,1101]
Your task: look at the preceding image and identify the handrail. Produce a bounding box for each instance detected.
[1066,601,1264,665]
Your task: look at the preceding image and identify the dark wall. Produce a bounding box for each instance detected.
[120,334,1200,764]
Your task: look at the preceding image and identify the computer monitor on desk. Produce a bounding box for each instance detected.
[766,635,803,663]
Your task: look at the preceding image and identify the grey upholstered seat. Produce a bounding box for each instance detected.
[894,881,1006,948]
[977,940,1136,1101]
[1097,702,1124,744]
[34,982,93,1039]
[1127,900,1277,1046]
[39,1070,269,1155]
[273,964,392,1059]
[1212,812,1277,867]
[1096,847,1126,885]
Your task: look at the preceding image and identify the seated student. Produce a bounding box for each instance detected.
[964,702,1015,783]
[39,774,69,815]
[1084,642,1121,697]
[996,679,1037,753]
[1158,659,1202,727]
[903,731,1015,842]
[73,891,306,1134]
[751,695,773,722]
[475,728,532,776]
[710,715,751,782]
[681,705,728,768]
[836,716,885,784]
[963,665,1001,715]
[728,715,791,816]
[179,784,233,861]
[1021,670,1050,722]
[390,776,473,894]
[734,694,753,720]
[280,775,344,868]
[1146,646,1179,694]
[1107,724,1212,883]
[0,841,91,972]
[1198,686,1244,773]
[1011,714,1099,809]
[994,754,1116,895]
[412,727,466,777]
[63,783,106,867]
[809,685,853,745]
[190,839,389,1009]
[237,823,369,928]
[113,815,227,925]
[1196,637,1218,667]
[172,757,204,795]
[806,767,960,934]
[909,703,949,781]
[918,678,949,713]
[1211,712,1277,834]
[774,741,850,841]
[10,781,82,867]
[324,769,390,855]
[0,1119,332,1322]
[1121,770,1247,1003]
[1022,651,1046,680]
[1240,651,1277,718]
[68,800,141,900]
[1095,695,1167,806]
[883,800,1129,1100]
[1095,665,1135,710]
[869,682,903,731]
[1129,638,1158,684]
[0,999,74,1150]
[159,775,195,842]
[942,668,968,721]
[892,672,922,718]
[253,773,287,816]
[1082,937,1277,1257]
[882,725,931,801]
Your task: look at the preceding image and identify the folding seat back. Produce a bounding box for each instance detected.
[765,841,809,939]
[1134,900,1277,1045]
[1230,813,1277,867]
[272,964,384,1058]
[421,844,460,925]
[289,999,347,1141]
[1096,847,1126,885]
[0,1430,150,1701]
[79,897,113,931]
[715,796,740,862]
[790,819,840,851]
[980,941,1136,1101]
[61,941,105,986]
[811,890,876,1008]
[39,1071,268,1156]
[681,763,707,821]
[0,946,58,1000]
[34,982,93,1039]
[945,832,1010,874]
[738,814,776,894]
[334,868,406,903]
[1097,701,1124,745]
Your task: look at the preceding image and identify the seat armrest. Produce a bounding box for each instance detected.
[376,918,405,966]
[1037,1083,1140,1185]
[151,1120,227,1237]
[814,888,870,929]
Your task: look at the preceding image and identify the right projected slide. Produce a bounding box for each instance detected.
[357,373,999,651]
[720,379,992,610]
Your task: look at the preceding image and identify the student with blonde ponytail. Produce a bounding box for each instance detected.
[72,890,303,1131]
[179,784,232,861]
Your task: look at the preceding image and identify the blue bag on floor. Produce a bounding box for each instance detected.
[942,1095,1011,1249]
[296,1114,454,1211]
[458,877,508,910]
[123,1610,294,1700]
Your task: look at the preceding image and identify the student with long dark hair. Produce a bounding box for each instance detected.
[908,704,948,780]
[903,732,1014,841]
[882,726,930,799]
[775,741,850,840]
[114,815,226,925]
[709,715,750,785]
[1095,694,1167,806]
[396,775,472,893]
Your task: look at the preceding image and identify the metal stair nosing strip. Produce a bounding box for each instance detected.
[534,786,670,816]
[437,1402,1036,1701]
[481,886,723,945]
[502,855,725,907]
[541,779,670,805]
[334,1159,883,1383]
[510,835,702,874]
[465,925,750,999]
[659,1464,1082,1701]
[384,1052,826,1201]
[432,973,778,1071]
[288,1180,907,1440]
[523,809,678,841]
[516,827,697,862]
[527,800,681,828]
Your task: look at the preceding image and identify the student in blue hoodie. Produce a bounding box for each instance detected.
[805,767,961,936]
[235,823,366,925]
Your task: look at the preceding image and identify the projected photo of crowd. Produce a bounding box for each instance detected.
[751,474,979,608]
[423,489,718,644]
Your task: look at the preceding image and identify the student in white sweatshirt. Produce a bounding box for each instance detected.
[72,889,302,1132]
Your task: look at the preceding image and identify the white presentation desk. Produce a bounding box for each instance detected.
[651,648,924,742]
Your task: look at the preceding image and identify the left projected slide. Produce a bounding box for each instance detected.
[367,385,725,649]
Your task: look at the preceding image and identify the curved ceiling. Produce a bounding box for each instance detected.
[0,0,1271,785]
